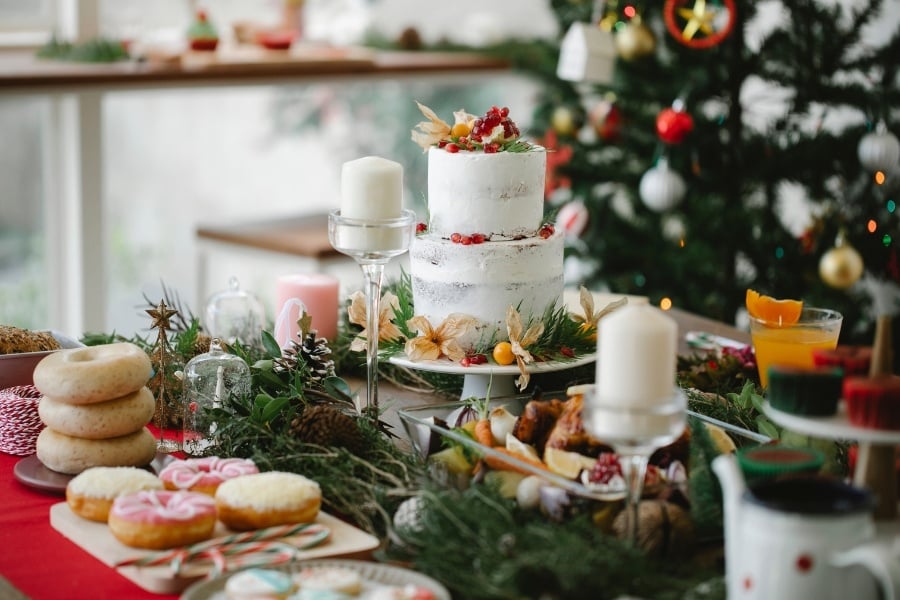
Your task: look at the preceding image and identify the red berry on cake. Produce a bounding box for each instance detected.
[471,233,486,244]
[460,235,473,245]
[416,222,427,234]
[539,224,555,239]
[445,144,460,153]
[450,233,462,243]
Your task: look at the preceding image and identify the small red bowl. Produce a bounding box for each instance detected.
[190,38,219,52]
[257,30,296,51]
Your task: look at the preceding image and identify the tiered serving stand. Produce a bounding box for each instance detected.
[764,400,900,522]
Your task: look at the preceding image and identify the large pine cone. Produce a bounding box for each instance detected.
[290,404,364,455]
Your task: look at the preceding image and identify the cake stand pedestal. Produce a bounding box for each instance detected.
[763,401,900,521]
[388,353,596,400]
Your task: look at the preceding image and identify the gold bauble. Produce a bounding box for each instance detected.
[551,105,584,137]
[819,244,864,289]
[615,22,656,61]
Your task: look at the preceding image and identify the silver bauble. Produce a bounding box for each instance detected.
[639,158,686,212]
[858,121,900,172]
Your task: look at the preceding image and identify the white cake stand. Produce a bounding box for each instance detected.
[763,400,900,521]
[388,353,596,400]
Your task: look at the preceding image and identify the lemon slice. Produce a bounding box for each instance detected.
[704,422,737,454]
[505,434,540,462]
[543,447,597,479]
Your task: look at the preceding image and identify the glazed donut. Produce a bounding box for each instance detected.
[36,427,158,475]
[33,342,152,404]
[215,471,321,531]
[39,387,154,439]
[159,456,259,496]
[66,466,164,522]
[108,489,217,550]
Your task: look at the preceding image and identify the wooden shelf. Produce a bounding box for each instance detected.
[0,46,511,92]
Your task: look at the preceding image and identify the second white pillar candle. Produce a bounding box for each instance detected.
[595,300,677,406]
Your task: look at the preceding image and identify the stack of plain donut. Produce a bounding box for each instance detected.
[32,342,158,475]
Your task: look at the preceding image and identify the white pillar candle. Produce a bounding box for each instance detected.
[341,156,403,220]
[595,300,677,406]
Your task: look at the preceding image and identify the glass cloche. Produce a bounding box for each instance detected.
[181,338,251,456]
[204,276,267,348]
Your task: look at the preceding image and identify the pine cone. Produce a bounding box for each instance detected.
[275,330,335,385]
[290,404,364,455]
[192,333,212,357]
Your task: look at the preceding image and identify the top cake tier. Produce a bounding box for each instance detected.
[427,146,547,238]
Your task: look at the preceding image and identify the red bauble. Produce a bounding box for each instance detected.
[590,101,623,143]
[656,108,694,144]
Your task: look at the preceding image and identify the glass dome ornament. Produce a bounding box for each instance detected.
[181,338,251,456]
[204,276,267,348]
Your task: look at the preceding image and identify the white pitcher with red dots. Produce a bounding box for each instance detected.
[712,453,900,599]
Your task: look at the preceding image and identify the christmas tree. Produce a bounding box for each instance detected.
[525,0,900,348]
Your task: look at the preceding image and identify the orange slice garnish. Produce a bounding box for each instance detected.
[746,288,803,326]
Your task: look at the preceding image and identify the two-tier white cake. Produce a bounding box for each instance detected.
[409,106,564,350]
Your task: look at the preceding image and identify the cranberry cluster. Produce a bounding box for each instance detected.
[460,354,488,367]
[439,106,520,153]
[449,232,488,245]
[586,453,622,485]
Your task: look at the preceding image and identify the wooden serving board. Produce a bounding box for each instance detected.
[50,503,380,595]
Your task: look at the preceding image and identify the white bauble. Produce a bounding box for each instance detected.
[858,121,900,172]
[639,158,686,212]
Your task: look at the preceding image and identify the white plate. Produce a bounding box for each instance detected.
[180,559,451,600]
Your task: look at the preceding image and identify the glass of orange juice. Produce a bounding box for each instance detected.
[749,307,843,388]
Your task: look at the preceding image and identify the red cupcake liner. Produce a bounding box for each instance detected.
[843,375,900,430]
[0,384,44,456]
[812,345,873,376]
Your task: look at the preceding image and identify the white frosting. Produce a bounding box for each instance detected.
[426,147,546,237]
[67,466,163,498]
[215,471,320,510]
[409,231,564,347]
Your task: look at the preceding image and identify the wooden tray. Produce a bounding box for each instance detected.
[50,503,380,595]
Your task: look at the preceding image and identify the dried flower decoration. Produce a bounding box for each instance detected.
[572,287,628,332]
[404,313,479,362]
[411,102,476,151]
[506,305,544,390]
[347,290,403,352]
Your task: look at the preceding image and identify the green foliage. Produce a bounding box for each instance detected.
[387,484,724,600]
[36,35,129,62]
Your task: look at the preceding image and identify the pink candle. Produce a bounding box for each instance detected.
[275,273,340,345]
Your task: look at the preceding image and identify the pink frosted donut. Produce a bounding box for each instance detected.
[159,456,259,496]
[33,342,152,404]
[108,490,217,549]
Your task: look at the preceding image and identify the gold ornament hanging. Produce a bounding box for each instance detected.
[615,19,656,61]
[819,231,864,289]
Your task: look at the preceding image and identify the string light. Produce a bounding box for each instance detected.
[883,234,893,247]
[679,238,685,248]
[623,4,636,18]
[659,297,673,310]
[775,246,784,259]
[867,219,878,233]
[888,200,896,213]
[634,273,646,286]
[875,171,886,185]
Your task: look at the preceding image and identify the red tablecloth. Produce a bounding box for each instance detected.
[0,449,180,600]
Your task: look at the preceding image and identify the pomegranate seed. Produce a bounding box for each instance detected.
[458,136,468,144]
[461,356,472,367]
[560,346,575,358]
[471,233,486,244]
[438,140,448,148]
[460,235,473,245]
[416,222,427,233]
[474,354,488,364]
[446,144,459,153]
[500,107,509,117]
[450,232,462,243]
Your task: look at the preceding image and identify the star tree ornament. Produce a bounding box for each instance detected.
[147,299,181,452]
[819,230,864,289]
[858,120,900,173]
[640,157,687,212]
[664,0,736,49]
